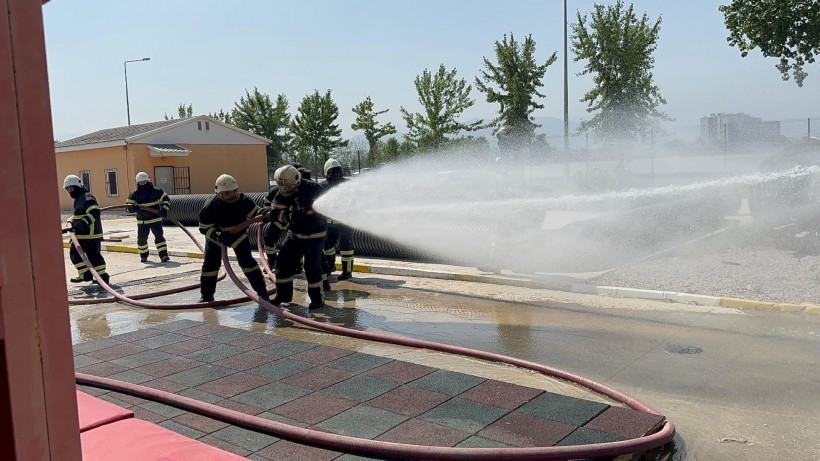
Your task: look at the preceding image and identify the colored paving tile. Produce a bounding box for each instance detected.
[73,319,667,460]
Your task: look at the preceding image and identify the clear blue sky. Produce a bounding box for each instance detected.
[43,0,817,142]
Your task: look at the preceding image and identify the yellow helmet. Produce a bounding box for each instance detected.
[214,174,239,192]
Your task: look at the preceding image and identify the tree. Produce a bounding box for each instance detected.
[475,33,557,138]
[231,88,292,175]
[290,90,348,174]
[400,64,483,151]
[720,0,819,87]
[208,108,232,124]
[163,103,193,120]
[351,96,397,166]
[572,1,669,142]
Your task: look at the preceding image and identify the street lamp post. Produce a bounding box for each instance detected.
[124,57,150,125]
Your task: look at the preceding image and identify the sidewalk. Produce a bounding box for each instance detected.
[64,217,820,315]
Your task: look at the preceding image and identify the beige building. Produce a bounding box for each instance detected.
[55,115,270,209]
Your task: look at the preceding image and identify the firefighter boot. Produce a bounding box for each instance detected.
[271,282,293,306]
[308,287,325,310]
[247,269,270,303]
[199,275,217,303]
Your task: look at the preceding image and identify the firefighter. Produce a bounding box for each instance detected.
[261,182,283,269]
[197,174,270,303]
[125,171,171,263]
[320,158,354,290]
[270,164,328,309]
[63,174,110,285]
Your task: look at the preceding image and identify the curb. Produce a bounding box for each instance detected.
[66,242,820,315]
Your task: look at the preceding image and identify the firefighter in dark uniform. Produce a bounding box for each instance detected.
[125,171,171,263]
[197,174,270,303]
[260,162,312,269]
[63,174,110,285]
[270,164,328,309]
[320,158,355,290]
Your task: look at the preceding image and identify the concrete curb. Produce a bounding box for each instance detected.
[67,241,820,315]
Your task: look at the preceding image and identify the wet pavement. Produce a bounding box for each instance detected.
[64,218,820,460]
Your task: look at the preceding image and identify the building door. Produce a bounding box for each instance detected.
[154,166,175,194]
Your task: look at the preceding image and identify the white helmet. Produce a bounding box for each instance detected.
[63,174,83,189]
[274,165,301,190]
[324,158,342,176]
[214,174,239,193]
[135,171,151,183]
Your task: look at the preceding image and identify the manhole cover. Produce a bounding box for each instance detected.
[665,344,703,355]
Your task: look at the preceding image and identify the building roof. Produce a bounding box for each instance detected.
[55,119,183,148]
[147,143,190,154]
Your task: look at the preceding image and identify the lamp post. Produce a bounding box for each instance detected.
[124,57,150,125]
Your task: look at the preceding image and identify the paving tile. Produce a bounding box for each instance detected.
[197,434,253,457]
[151,319,204,331]
[210,425,279,452]
[214,350,279,371]
[133,332,191,349]
[583,406,666,439]
[176,323,229,337]
[419,398,508,434]
[134,356,204,378]
[109,328,165,342]
[290,345,354,364]
[130,405,167,424]
[172,412,231,434]
[106,391,147,406]
[376,418,470,446]
[75,361,129,377]
[364,360,436,383]
[455,435,514,448]
[255,440,342,461]
[279,365,356,391]
[85,342,149,361]
[326,353,392,373]
[196,372,272,398]
[73,354,101,369]
[106,369,155,385]
[110,349,174,368]
[256,339,319,357]
[96,393,134,409]
[315,405,407,439]
[158,420,206,440]
[270,393,357,425]
[557,426,624,446]
[178,387,223,404]
[141,377,188,394]
[76,384,107,396]
[231,382,311,410]
[186,344,245,363]
[156,337,217,355]
[517,392,609,427]
[138,400,187,419]
[245,358,315,381]
[478,411,576,447]
[73,337,124,354]
[230,332,286,350]
[217,399,265,416]
[321,374,400,403]
[202,327,256,344]
[164,364,235,387]
[255,411,308,428]
[409,369,485,396]
[366,385,451,417]
[458,380,544,410]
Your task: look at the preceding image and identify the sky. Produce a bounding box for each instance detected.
[43,0,818,143]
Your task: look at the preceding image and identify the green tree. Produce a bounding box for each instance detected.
[231,88,292,175]
[720,0,819,87]
[208,108,232,124]
[351,96,397,166]
[400,64,483,151]
[290,90,348,174]
[163,103,193,120]
[572,1,669,142]
[475,33,557,138]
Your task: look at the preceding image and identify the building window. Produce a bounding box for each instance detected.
[197,121,202,130]
[80,170,91,193]
[173,166,191,194]
[205,121,210,131]
[104,169,118,197]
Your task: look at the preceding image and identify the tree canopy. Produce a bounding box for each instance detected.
[351,96,397,165]
[400,64,483,151]
[290,90,348,173]
[572,0,668,142]
[720,0,819,87]
[231,88,292,173]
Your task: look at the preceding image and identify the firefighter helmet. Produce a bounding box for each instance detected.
[274,165,301,191]
[214,174,239,192]
[135,171,151,183]
[63,174,83,189]
[324,158,342,176]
